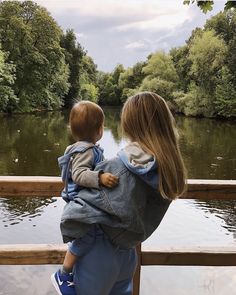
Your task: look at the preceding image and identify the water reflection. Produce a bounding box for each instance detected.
[0,110,236,295]
[194,200,236,238]
[0,197,56,226]
[103,107,122,142]
[0,110,235,230]
[0,112,69,176]
[176,116,236,180]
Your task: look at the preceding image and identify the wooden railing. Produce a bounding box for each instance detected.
[0,176,236,295]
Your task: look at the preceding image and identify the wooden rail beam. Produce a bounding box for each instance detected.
[142,247,236,266]
[0,176,63,197]
[0,176,235,199]
[1,244,236,266]
[185,179,236,199]
[0,244,66,265]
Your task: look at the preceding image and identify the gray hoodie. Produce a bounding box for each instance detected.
[60,142,170,249]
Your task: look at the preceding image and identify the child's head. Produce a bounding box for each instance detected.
[69,100,104,143]
[121,91,186,200]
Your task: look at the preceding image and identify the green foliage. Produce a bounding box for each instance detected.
[174,83,213,117]
[215,67,236,117]
[183,0,236,13]
[0,0,69,112]
[0,47,18,111]
[97,64,125,105]
[80,83,99,103]
[188,30,227,92]
[118,62,146,102]
[137,51,178,101]
[140,77,176,101]
[170,46,192,92]
[77,55,98,102]
[171,10,236,118]
[60,29,85,107]
[205,11,236,83]
[142,51,178,82]
[0,1,235,119]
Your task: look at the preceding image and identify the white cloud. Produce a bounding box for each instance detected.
[125,41,146,50]
[32,0,225,71]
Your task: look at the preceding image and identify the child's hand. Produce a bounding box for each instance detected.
[99,173,119,188]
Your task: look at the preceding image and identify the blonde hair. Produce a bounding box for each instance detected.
[70,100,104,141]
[121,92,187,200]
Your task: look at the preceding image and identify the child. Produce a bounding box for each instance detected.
[58,92,187,295]
[51,100,118,295]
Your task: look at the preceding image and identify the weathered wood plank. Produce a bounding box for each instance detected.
[1,244,236,266]
[142,247,236,266]
[0,176,235,199]
[0,244,66,265]
[184,179,236,199]
[0,176,63,197]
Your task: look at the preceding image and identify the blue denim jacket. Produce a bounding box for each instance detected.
[60,143,171,249]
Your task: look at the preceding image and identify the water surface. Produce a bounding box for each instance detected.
[0,109,235,295]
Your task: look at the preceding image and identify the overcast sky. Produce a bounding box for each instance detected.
[34,0,225,72]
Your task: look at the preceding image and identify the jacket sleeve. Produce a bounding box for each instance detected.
[71,149,102,189]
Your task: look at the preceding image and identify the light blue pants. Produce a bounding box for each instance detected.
[72,226,137,295]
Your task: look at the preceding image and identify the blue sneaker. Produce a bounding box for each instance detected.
[51,269,76,295]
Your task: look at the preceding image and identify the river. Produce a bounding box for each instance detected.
[0,108,235,295]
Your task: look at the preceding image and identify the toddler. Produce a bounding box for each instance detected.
[51,100,118,295]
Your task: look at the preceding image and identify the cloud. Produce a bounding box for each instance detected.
[33,0,225,71]
[125,41,149,51]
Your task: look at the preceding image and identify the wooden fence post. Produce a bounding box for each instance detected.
[133,243,141,295]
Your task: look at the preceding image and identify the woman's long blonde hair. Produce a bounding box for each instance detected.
[121,92,187,200]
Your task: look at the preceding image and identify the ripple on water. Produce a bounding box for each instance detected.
[0,197,57,226]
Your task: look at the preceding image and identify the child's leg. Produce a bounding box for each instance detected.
[62,249,78,274]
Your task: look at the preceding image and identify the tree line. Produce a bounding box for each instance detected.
[0,1,235,118]
[98,9,236,118]
[0,1,98,113]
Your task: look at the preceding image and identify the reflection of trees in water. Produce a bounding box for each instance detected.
[194,200,236,239]
[103,107,122,143]
[0,110,235,222]
[176,116,236,180]
[0,197,56,226]
[0,108,122,218]
[0,111,70,176]
[0,112,69,219]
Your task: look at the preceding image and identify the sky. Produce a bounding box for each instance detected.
[34,0,225,72]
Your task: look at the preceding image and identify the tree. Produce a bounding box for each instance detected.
[0,1,69,112]
[139,51,178,101]
[60,29,85,107]
[78,55,98,102]
[170,45,192,92]
[187,30,227,116]
[118,61,146,102]
[142,51,178,82]
[183,0,236,13]
[215,66,236,117]
[97,64,124,105]
[189,30,226,89]
[205,10,236,83]
[0,47,17,112]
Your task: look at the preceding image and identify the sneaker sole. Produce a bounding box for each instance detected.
[51,274,63,295]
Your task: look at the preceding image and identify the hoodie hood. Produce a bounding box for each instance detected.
[118,142,158,190]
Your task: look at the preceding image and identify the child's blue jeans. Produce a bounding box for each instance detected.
[70,225,137,295]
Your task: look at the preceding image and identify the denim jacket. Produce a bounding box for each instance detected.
[60,142,171,249]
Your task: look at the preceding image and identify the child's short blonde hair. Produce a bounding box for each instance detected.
[69,100,104,141]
